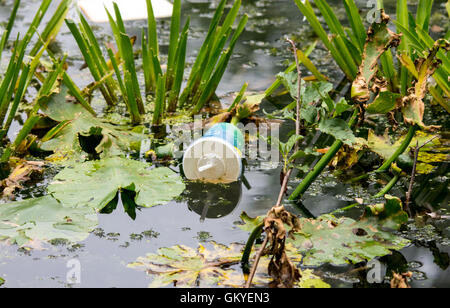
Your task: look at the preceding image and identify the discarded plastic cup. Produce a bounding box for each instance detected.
[182,123,244,183]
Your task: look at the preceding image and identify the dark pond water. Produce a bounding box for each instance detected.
[0,0,449,288]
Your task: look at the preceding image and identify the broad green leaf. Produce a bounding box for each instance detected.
[0,277,4,286]
[289,215,410,266]
[318,118,361,146]
[333,98,352,117]
[39,86,144,160]
[128,242,243,287]
[364,196,409,230]
[0,196,98,246]
[366,91,402,114]
[277,71,300,100]
[48,157,185,211]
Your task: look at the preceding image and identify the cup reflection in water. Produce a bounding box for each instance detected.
[182,123,244,183]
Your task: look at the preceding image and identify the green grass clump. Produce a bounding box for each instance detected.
[65,0,247,126]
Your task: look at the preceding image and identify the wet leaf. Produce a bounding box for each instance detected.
[364,195,409,230]
[288,215,410,266]
[39,85,144,161]
[127,242,243,288]
[48,157,185,211]
[366,91,402,114]
[298,269,330,288]
[237,212,264,232]
[318,118,363,146]
[0,196,98,247]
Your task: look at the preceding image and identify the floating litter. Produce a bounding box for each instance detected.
[183,123,244,184]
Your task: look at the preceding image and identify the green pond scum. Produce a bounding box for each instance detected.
[0,0,448,290]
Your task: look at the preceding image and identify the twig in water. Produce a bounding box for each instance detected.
[244,236,268,288]
[405,136,439,213]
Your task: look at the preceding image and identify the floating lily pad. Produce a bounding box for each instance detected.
[48,157,185,211]
[128,242,243,288]
[0,196,98,246]
[39,85,144,161]
[289,215,410,266]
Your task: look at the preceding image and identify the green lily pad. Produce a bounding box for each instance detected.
[288,215,410,266]
[48,157,185,211]
[0,196,98,246]
[298,269,330,288]
[39,85,144,161]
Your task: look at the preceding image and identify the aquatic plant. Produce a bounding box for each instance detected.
[294,0,449,110]
[0,0,70,142]
[66,0,247,126]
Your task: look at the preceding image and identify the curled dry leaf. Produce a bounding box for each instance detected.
[263,206,302,288]
[1,160,44,200]
[400,40,449,129]
[390,271,412,288]
[351,11,401,103]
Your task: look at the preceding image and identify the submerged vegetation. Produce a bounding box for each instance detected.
[0,0,448,288]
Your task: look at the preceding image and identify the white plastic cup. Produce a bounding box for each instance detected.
[182,123,244,183]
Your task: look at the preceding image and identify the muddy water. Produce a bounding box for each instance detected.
[0,0,449,288]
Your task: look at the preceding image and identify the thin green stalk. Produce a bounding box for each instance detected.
[228,83,248,112]
[373,173,400,198]
[191,15,248,114]
[294,0,354,80]
[240,222,264,271]
[1,56,67,164]
[0,64,30,139]
[152,76,166,126]
[0,0,20,63]
[377,125,417,172]
[289,109,358,201]
[124,71,142,124]
[167,18,190,112]
[165,0,181,91]
[29,0,70,57]
[343,0,366,52]
[397,0,410,95]
[65,19,115,106]
[120,32,144,114]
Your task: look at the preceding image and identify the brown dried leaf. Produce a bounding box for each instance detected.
[390,271,412,288]
[1,160,44,200]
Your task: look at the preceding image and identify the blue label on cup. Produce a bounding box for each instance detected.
[203,123,244,154]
